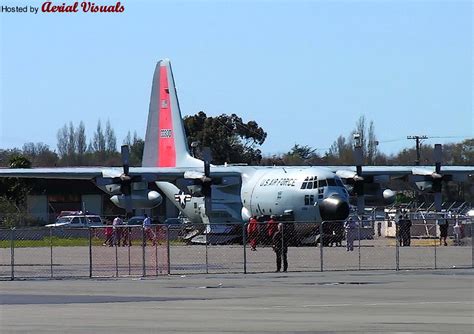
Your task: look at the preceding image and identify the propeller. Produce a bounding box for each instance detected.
[432,144,442,212]
[202,147,213,217]
[110,145,137,217]
[410,144,449,212]
[183,147,214,217]
[353,145,365,215]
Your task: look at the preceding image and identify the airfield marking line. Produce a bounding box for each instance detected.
[301,301,473,308]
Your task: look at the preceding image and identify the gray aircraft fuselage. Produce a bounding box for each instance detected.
[158,165,350,225]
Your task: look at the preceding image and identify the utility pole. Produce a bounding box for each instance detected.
[407,135,428,165]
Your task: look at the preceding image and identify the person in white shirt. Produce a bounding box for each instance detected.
[143,214,156,246]
[344,217,357,251]
[112,216,123,246]
[453,221,461,246]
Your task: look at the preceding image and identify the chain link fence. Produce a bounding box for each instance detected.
[0,218,472,280]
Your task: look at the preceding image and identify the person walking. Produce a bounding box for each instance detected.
[143,214,156,246]
[453,221,461,246]
[112,215,123,246]
[122,218,132,247]
[402,214,412,246]
[344,217,357,251]
[247,215,259,251]
[267,215,278,242]
[103,219,113,247]
[272,223,288,272]
[395,214,404,247]
[438,217,449,246]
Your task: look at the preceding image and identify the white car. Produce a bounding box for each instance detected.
[45,214,103,228]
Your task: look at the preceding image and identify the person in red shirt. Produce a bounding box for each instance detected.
[267,215,278,241]
[103,220,113,247]
[247,215,259,251]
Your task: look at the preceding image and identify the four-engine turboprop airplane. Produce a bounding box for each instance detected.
[0,59,473,228]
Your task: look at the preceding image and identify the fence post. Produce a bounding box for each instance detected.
[10,227,15,281]
[205,228,209,274]
[358,220,361,271]
[115,235,119,277]
[155,226,158,276]
[395,223,399,271]
[128,227,131,276]
[471,218,473,269]
[166,226,171,275]
[434,229,437,270]
[320,222,324,272]
[243,223,247,274]
[142,227,146,277]
[50,228,53,278]
[89,228,93,278]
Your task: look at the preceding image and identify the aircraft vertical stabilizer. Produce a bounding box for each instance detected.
[142,59,203,168]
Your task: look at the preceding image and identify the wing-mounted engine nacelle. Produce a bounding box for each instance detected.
[349,188,396,206]
[110,190,162,209]
[381,189,396,205]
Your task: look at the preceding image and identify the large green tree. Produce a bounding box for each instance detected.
[184,112,267,165]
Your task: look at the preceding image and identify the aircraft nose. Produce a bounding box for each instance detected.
[319,195,350,221]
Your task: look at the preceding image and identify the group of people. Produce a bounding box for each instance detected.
[103,216,129,247]
[103,214,156,247]
[247,215,288,272]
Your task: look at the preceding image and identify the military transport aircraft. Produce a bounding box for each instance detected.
[0,59,472,229]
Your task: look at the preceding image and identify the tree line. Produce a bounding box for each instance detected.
[0,120,144,168]
[0,114,472,168]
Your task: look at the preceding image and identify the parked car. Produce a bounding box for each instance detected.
[45,212,103,228]
[126,216,146,226]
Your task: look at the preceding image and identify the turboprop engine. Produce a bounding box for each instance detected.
[110,190,162,209]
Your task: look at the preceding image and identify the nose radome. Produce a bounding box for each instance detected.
[319,195,350,221]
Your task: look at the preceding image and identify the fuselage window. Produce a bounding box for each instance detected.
[304,194,315,205]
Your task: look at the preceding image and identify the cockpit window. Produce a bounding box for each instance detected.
[301,176,317,190]
[335,177,344,187]
[318,179,327,187]
[327,178,336,186]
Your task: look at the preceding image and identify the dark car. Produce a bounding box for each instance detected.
[126,216,146,226]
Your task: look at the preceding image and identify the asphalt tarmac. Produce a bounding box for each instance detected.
[1,269,473,333]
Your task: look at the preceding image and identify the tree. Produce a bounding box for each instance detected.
[22,142,58,167]
[325,115,380,165]
[56,124,68,158]
[279,144,322,165]
[184,111,267,165]
[105,119,117,153]
[326,135,353,164]
[367,121,378,165]
[92,120,106,153]
[0,155,32,221]
[9,155,31,168]
[76,121,87,163]
[123,131,145,166]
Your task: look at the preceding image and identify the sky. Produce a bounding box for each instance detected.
[0,0,472,158]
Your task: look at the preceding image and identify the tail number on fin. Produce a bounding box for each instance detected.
[160,129,173,138]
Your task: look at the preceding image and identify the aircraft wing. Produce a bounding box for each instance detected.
[329,166,474,182]
[0,166,243,183]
